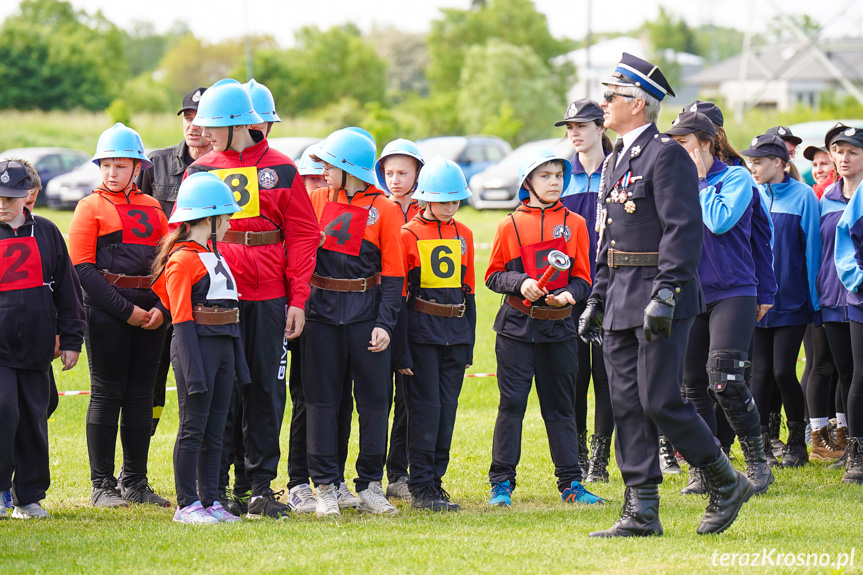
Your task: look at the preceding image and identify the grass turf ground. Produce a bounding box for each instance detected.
[1,207,861,575]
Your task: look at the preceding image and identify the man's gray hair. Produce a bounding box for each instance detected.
[616,85,660,124]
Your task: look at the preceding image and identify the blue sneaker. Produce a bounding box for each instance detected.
[489,481,512,507]
[561,481,606,504]
[1,491,12,510]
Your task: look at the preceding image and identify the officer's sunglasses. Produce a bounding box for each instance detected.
[602,90,638,103]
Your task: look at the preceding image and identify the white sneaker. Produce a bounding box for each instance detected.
[315,484,340,518]
[11,502,49,519]
[357,482,398,515]
[337,481,359,508]
[287,484,317,513]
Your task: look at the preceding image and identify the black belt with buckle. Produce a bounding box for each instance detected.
[608,249,659,268]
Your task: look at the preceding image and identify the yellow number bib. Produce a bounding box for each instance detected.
[211,166,260,219]
[418,239,461,288]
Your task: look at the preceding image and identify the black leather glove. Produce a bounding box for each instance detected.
[643,297,675,342]
[578,299,604,346]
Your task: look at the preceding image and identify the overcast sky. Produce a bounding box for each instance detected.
[2,0,863,44]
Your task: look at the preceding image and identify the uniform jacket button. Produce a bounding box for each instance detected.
[611,240,616,247]
[607,218,613,225]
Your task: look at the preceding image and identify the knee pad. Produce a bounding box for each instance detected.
[707,349,759,432]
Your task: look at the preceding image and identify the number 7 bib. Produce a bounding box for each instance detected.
[418,239,462,288]
[211,166,260,220]
[320,201,367,256]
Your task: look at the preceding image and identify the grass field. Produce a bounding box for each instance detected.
[0,206,861,575]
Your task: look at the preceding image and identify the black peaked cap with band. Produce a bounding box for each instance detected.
[602,52,676,101]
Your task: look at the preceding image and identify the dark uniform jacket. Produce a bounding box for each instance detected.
[592,123,706,330]
[137,141,191,215]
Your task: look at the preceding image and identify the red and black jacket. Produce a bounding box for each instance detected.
[308,185,405,334]
[395,198,422,224]
[185,138,320,307]
[399,214,476,366]
[485,202,591,342]
[0,209,85,370]
[68,184,168,321]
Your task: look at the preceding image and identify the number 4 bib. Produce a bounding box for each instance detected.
[211,166,260,220]
[320,201,367,256]
[418,239,462,288]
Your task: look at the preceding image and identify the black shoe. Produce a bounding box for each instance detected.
[738,434,774,496]
[762,431,779,467]
[589,485,662,537]
[246,489,290,519]
[768,412,785,459]
[828,449,848,470]
[121,480,171,507]
[586,434,611,483]
[842,437,863,484]
[219,492,242,517]
[697,452,753,535]
[411,485,449,512]
[781,421,809,468]
[577,430,590,479]
[681,467,705,495]
[659,434,681,475]
[435,486,461,512]
[90,478,128,508]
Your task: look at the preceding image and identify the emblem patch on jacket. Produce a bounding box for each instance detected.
[553,224,572,242]
[366,206,379,225]
[258,168,278,189]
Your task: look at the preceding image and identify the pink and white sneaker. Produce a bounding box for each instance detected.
[206,501,242,522]
[173,501,218,525]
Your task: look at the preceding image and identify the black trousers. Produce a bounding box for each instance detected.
[751,324,807,426]
[287,336,354,489]
[846,321,863,436]
[385,368,410,482]
[573,301,613,437]
[84,306,168,487]
[604,318,720,486]
[303,319,389,491]
[808,324,839,419]
[405,343,467,490]
[218,382,250,495]
[824,322,853,417]
[173,336,235,508]
[234,298,288,496]
[151,323,173,435]
[0,366,51,506]
[489,335,581,492]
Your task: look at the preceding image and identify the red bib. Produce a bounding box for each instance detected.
[114,204,162,246]
[0,236,44,292]
[520,237,568,290]
[319,201,367,257]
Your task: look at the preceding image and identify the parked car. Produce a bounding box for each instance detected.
[468,138,575,210]
[416,136,512,183]
[789,119,863,184]
[45,162,101,210]
[267,137,320,163]
[0,147,90,206]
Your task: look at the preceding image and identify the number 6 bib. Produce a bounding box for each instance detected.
[319,201,367,256]
[418,239,462,288]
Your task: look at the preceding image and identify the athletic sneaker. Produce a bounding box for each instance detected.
[385,476,412,500]
[561,481,606,505]
[489,480,512,507]
[206,501,242,522]
[337,481,359,508]
[218,491,242,517]
[1,491,12,510]
[12,502,50,519]
[246,489,290,520]
[121,480,171,507]
[411,485,448,512]
[0,506,6,519]
[173,501,219,525]
[315,483,340,518]
[436,486,461,512]
[91,478,129,508]
[233,489,251,514]
[357,482,398,515]
[287,484,317,513]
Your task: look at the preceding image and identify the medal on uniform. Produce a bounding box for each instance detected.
[624,201,636,213]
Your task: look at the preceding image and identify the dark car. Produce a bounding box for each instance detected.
[468,138,575,210]
[0,147,90,206]
[416,136,512,183]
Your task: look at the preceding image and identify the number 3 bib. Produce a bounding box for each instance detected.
[319,202,367,256]
[114,204,162,246]
[0,235,44,292]
[418,239,462,288]
[520,238,568,290]
[211,166,260,220]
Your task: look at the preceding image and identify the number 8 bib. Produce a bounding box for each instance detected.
[418,239,462,288]
[211,166,260,220]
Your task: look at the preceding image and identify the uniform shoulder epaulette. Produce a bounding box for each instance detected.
[653,134,676,146]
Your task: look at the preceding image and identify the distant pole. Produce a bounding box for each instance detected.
[586,0,592,100]
[244,0,254,80]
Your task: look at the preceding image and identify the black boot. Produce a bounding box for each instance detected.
[781,421,809,467]
[738,434,774,496]
[697,452,753,535]
[681,467,705,495]
[586,435,611,483]
[762,429,779,467]
[659,434,681,475]
[577,430,590,478]
[768,412,785,459]
[828,449,848,470]
[842,437,863,484]
[588,485,662,537]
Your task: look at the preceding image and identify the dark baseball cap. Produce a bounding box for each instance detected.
[826,122,850,148]
[664,111,717,138]
[0,160,32,198]
[555,98,604,127]
[766,126,802,146]
[682,100,724,128]
[832,126,863,149]
[740,134,790,162]
[177,87,208,116]
[803,145,829,161]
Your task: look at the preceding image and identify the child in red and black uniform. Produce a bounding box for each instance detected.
[69,124,171,508]
[486,149,605,507]
[305,127,405,517]
[0,160,85,519]
[399,156,475,511]
[187,79,320,519]
[151,172,250,524]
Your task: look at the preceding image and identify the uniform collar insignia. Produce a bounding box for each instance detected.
[630,145,642,157]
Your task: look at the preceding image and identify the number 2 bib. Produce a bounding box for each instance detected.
[319,201,367,256]
[211,166,260,220]
[0,235,44,292]
[198,252,239,301]
[418,239,462,288]
[114,204,162,246]
[520,237,568,290]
